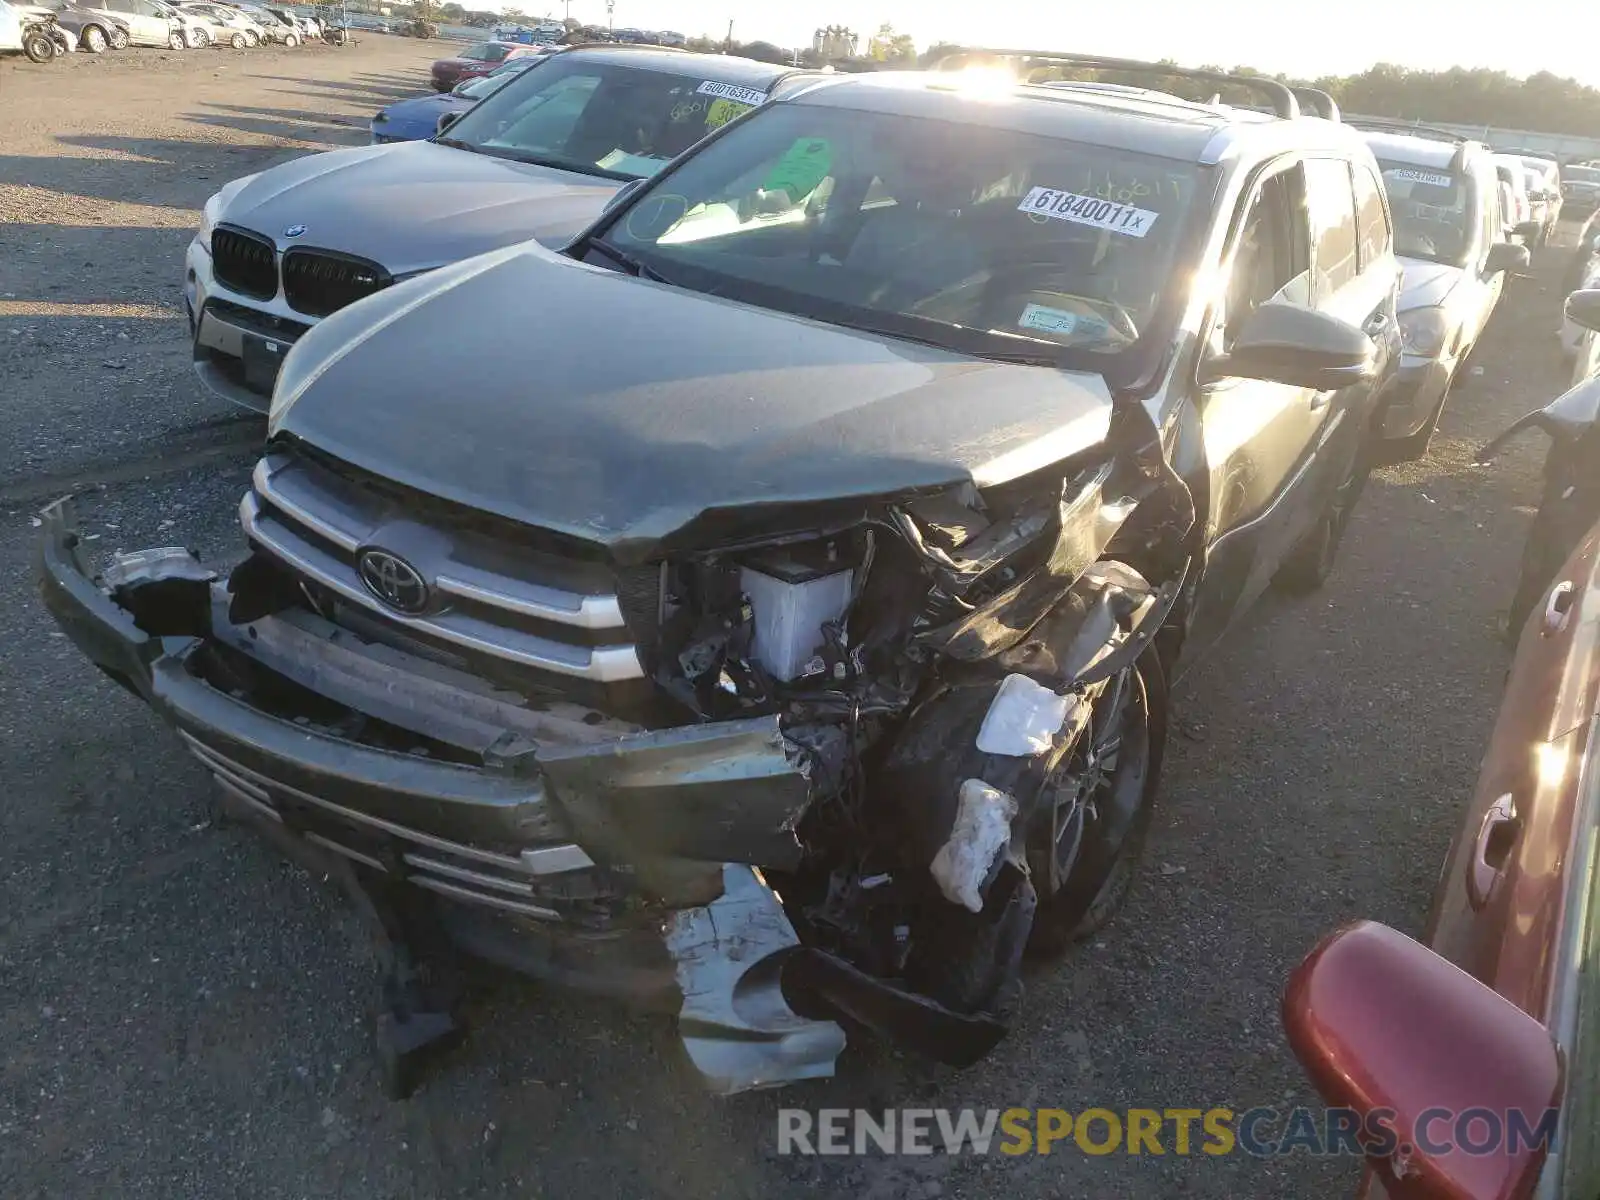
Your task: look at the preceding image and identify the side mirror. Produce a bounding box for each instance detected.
[435,111,461,137]
[1199,302,1376,390]
[1486,242,1530,275]
[1566,288,1600,334]
[602,177,645,213]
[1283,922,1561,1200]
[1514,220,1543,242]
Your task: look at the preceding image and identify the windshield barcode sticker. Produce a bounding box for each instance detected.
[1387,168,1454,187]
[697,80,769,107]
[1018,187,1159,237]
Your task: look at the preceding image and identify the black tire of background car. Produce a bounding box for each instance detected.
[1274,461,1373,593]
[230,30,246,48]
[83,24,107,51]
[23,27,57,61]
[110,24,129,47]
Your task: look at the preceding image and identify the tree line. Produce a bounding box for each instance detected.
[915,46,1600,136]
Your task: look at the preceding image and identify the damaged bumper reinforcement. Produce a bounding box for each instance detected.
[35,498,845,1095]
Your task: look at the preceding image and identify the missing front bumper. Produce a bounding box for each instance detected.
[35,499,845,1094]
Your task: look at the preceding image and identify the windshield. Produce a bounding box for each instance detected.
[442,58,768,181]
[597,104,1199,362]
[1568,167,1600,184]
[1378,160,1475,264]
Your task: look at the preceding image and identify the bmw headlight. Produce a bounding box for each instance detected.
[1398,307,1451,358]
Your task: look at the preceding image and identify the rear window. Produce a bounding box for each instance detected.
[444,59,769,181]
[1377,160,1475,265]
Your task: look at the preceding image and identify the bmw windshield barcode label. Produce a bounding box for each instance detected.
[1017,187,1160,237]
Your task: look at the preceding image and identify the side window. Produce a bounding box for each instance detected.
[1221,166,1312,346]
[1353,164,1390,270]
[1304,158,1360,294]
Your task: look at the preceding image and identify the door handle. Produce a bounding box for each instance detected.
[1466,793,1521,910]
[1542,580,1576,637]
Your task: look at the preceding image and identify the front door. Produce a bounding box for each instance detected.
[1183,159,1332,655]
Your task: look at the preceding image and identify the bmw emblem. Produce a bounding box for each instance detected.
[283,223,308,238]
[356,548,430,615]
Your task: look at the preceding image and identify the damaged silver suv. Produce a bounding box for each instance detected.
[39,54,1400,1098]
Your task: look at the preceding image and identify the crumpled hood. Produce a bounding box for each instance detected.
[270,245,1115,559]
[218,142,620,274]
[1398,256,1463,311]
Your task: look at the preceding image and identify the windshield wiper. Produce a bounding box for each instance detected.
[434,136,477,152]
[586,238,673,284]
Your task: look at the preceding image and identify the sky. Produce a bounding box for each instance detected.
[540,0,1600,86]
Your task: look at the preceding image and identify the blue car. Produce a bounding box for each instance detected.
[371,54,549,144]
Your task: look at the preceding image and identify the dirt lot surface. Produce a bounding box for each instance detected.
[0,36,1584,1200]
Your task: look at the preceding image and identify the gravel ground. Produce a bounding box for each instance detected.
[0,38,1578,1200]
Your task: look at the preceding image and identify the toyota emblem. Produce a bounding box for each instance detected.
[283,223,308,238]
[356,548,430,615]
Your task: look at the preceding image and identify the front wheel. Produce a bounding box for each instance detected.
[82,24,107,52]
[1275,460,1371,594]
[110,24,129,48]
[1026,652,1167,953]
[243,29,259,46]
[229,30,246,48]
[169,28,186,48]
[283,32,297,46]
[187,26,208,47]
[23,27,57,61]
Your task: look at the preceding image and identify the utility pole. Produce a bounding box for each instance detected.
[724,17,732,51]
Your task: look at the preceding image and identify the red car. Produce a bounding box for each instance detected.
[1283,291,1600,1200]
[430,41,543,92]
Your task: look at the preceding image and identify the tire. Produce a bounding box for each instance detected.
[1026,652,1167,952]
[110,25,130,48]
[82,24,107,52]
[169,28,186,48]
[284,33,297,46]
[23,28,57,61]
[244,28,259,46]
[229,30,246,48]
[187,27,208,47]
[1275,459,1372,594]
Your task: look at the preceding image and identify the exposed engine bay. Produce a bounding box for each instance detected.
[37,400,1196,1095]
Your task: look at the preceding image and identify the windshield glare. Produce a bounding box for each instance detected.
[601,104,1197,359]
[1378,161,1473,264]
[443,59,764,181]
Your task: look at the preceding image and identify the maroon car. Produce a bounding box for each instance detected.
[430,41,543,92]
[1283,297,1600,1199]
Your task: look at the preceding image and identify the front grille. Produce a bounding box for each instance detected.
[241,451,649,688]
[212,225,278,300]
[282,248,391,318]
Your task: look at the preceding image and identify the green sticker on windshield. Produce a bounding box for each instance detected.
[705,98,752,130]
[763,138,833,202]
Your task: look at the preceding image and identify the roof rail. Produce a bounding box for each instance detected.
[932,50,1301,120]
[1347,116,1470,144]
[1291,87,1340,121]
